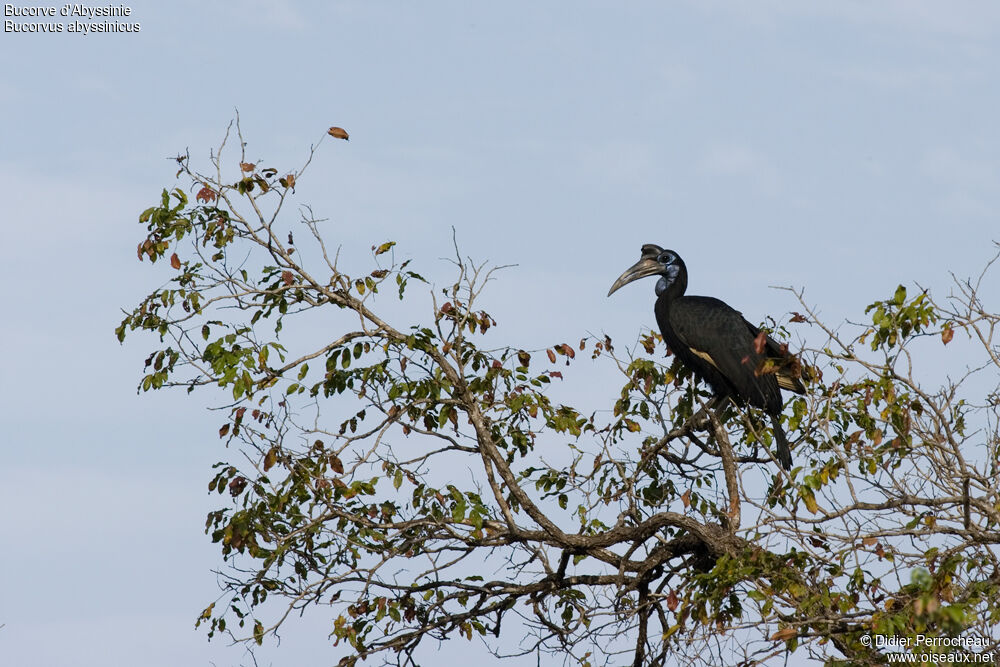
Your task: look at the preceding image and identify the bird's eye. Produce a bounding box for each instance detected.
[660,252,675,264]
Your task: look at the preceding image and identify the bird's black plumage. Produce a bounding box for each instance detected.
[608,244,805,469]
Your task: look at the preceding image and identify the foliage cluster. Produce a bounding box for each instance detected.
[119,123,1000,666]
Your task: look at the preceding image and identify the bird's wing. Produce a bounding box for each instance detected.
[668,297,783,412]
[742,319,806,394]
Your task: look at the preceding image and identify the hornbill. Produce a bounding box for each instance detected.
[608,244,805,469]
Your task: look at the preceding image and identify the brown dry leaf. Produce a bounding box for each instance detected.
[196,185,217,203]
[328,126,350,140]
[263,448,278,472]
[281,270,294,286]
[681,489,691,509]
[240,162,255,172]
[546,349,556,363]
[666,589,679,612]
[753,331,767,355]
[228,476,247,497]
[942,325,954,345]
[770,627,797,642]
[170,253,181,270]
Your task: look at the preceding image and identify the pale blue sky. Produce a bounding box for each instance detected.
[2,2,999,665]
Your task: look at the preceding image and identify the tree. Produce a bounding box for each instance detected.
[118,120,1000,666]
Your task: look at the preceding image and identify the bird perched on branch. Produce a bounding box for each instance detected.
[608,244,805,469]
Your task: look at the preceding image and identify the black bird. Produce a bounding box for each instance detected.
[608,244,805,469]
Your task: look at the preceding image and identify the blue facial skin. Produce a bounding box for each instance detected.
[655,255,680,296]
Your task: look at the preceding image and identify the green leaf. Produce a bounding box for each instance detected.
[253,620,264,645]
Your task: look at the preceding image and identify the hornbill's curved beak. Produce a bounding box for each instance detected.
[607,256,665,297]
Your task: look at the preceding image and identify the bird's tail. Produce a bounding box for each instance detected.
[771,417,793,470]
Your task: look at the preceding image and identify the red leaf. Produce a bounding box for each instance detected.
[546,349,556,363]
[666,589,679,612]
[790,312,807,323]
[240,162,255,173]
[170,253,181,270]
[328,126,350,140]
[440,302,453,315]
[281,271,294,286]
[753,331,767,355]
[941,325,954,345]
[549,371,563,379]
[219,423,230,438]
[196,185,217,203]
[560,343,575,359]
